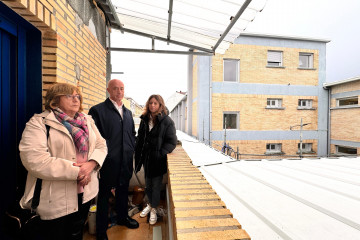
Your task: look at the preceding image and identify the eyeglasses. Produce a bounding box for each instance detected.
[63,94,81,101]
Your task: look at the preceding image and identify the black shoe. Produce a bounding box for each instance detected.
[96,233,108,240]
[117,216,139,229]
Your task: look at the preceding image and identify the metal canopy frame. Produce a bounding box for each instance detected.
[101,0,258,56]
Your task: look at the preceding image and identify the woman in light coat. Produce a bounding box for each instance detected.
[19,83,107,240]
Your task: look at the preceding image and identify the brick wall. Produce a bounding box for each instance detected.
[3,0,107,112]
[331,106,360,142]
[329,80,360,154]
[212,93,318,131]
[212,44,319,85]
[213,139,318,159]
[207,41,320,158]
[330,80,360,95]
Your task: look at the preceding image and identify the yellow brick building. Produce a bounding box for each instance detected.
[1,0,114,112]
[187,33,330,159]
[324,76,360,155]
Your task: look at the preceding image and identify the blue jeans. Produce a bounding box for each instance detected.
[145,175,163,208]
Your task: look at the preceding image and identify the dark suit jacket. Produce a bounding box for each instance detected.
[89,98,136,186]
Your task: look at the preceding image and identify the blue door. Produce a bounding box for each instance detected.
[0,4,42,237]
[0,9,18,213]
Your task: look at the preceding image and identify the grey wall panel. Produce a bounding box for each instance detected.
[331,140,360,148]
[212,82,318,96]
[331,90,360,99]
[212,130,319,141]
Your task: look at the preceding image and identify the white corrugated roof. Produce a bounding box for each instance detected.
[176,131,360,240]
[111,0,267,54]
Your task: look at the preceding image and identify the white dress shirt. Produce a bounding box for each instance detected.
[110,98,123,119]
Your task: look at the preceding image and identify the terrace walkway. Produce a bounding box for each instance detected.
[84,143,250,240]
[167,145,251,240]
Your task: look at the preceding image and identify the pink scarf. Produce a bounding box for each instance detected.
[53,108,89,153]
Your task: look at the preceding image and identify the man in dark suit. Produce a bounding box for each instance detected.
[89,79,138,240]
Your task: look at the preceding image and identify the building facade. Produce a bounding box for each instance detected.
[167,91,187,133]
[123,96,143,130]
[324,76,360,155]
[185,33,330,159]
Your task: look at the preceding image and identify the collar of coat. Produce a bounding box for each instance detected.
[105,98,130,115]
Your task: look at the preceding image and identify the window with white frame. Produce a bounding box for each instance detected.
[223,112,239,129]
[298,99,313,109]
[336,146,357,155]
[267,50,283,67]
[299,53,314,68]
[266,143,282,154]
[337,97,358,107]
[267,98,282,108]
[298,143,313,153]
[223,59,239,82]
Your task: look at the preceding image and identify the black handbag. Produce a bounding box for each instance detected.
[3,124,49,239]
[4,179,42,239]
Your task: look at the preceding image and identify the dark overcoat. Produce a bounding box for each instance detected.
[135,112,177,178]
[89,98,136,186]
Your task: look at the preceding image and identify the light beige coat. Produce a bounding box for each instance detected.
[19,110,107,220]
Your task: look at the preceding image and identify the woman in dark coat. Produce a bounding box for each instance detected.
[135,94,177,225]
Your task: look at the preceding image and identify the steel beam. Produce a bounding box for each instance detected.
[112,26,214,54]
[110,47,213,56]
[167,0,174,42]
[212,0,252,52]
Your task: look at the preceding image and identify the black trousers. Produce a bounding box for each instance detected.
[145,175,163,208]
[41,193,91,240]
[96,180,129,236]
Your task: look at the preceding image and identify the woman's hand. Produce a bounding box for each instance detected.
[74,160,97,186]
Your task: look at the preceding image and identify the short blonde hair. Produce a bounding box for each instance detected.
[44,83,83,112]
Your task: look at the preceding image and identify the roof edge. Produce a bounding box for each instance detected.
[240,32,331,43]
[323,76,360,88]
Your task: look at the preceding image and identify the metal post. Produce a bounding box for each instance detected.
[290,118,311,159]
[202,119,205,142]
[237,146,239,160]
[224,117,227,153]
[300,118,303,158]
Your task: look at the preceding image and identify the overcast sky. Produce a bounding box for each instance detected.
[111,0,360,105]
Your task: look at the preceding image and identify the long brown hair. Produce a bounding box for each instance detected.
[44,83,83,112]
[142,94,167,121]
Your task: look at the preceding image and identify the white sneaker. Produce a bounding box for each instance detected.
[149,208,157,225]
[140,204,151,218]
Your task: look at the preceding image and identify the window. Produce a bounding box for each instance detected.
[298,143,313,153]
[266,143,282,154]
[267,50,282,67]
[336,146,357,155]
[223,112,239,129]
[299,53,314,68]
[298,99,313,109]
[267,98,283,108]
[224,59,239,82]
[337,97,358,107]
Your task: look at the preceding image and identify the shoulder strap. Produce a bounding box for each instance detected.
[31,121,50,210]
